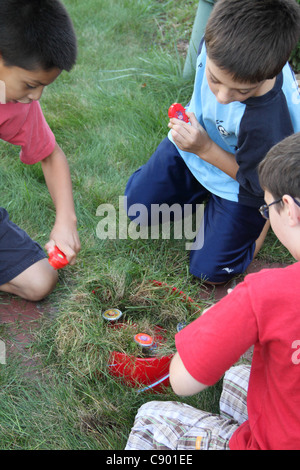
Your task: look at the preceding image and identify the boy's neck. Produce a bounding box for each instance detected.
[253,77,276,97]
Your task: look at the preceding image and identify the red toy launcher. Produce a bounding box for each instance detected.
[168,103,189,123]
[48,246,69,270]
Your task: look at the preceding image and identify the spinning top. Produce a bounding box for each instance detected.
[102,308,123,322]
[134,333,154,348]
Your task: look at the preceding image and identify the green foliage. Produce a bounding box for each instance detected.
[290,0,300,71]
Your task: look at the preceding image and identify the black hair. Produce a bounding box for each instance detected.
[0,0,77,71]
[259,133,300,201]
[205,0,300,83]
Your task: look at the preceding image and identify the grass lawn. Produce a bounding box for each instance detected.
[0,0,296,450]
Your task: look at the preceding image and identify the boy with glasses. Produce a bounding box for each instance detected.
[260,196,300,220]
[126,132,300,450]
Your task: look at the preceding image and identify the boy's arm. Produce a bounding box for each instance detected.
[169,352,208,396]
[41,143,81,264]
[169,305,217,396]
[168,112,239,180]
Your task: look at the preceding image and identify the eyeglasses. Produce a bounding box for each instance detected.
[259,198,282,219]
[259,196,300,220]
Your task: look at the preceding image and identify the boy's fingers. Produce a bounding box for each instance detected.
[45,239,77,264]
[45,239,55,253]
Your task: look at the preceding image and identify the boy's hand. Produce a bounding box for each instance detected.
[168,111,212,157]
[41,144,81,266]
[168,111,239,180]
[45,220,81,266]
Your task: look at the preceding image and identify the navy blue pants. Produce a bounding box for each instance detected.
[0,208,46,285]
[125,138,266,283]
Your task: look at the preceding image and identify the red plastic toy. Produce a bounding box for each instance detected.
[168,103,189,123]
[108,350,172,393]
[107,325,173,393]
[48,246,69,270]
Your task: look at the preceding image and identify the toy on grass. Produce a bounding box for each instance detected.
[134,332,154,349]
[48,246,69,270]
[107,323,173,393]
[168,103,189,123]
[94,280,203,393]
[102,308,123,322]
[134,332,159,357]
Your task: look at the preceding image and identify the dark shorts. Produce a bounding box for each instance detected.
[0,207,46,285]
[125,137,266,283]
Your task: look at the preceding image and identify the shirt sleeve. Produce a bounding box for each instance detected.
[235,74,295,207]
[175,281,258,386]
[2,101,56,164]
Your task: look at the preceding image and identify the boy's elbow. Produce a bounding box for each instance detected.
[169,375,190,396]
[170,374,208,396]
[169,353,208,396]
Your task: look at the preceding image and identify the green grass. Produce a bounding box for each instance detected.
[0,0,296,450]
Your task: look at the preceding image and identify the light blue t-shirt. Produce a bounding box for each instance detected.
[168,42,300,208]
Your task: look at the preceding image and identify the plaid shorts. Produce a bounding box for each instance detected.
[125,364,250,450]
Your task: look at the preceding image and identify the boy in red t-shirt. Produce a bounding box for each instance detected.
[0,0,80,301]
[126,132,300,450]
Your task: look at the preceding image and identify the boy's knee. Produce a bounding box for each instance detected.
[189,262,235,285]
[25,265,58,301]
[125,171,142,209]
[125,174,152,225]
[1,259,58,302]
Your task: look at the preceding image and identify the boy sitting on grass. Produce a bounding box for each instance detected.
[125,0,300,285]
[126,132,300,450]
[0,0,80,301]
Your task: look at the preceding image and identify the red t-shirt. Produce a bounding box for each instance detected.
[176,262,300,450]
[0,101,55,163]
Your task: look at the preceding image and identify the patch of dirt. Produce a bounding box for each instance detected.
[0,294,57,370]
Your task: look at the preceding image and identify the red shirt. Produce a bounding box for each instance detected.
[0,101,55,163]
[176,262,300,450]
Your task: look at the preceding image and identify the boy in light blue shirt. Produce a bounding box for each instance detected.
[125,0,300,284]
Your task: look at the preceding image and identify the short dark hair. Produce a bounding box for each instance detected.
[205,0,300,83]
[259,133,300,201]
[0,0,77,71]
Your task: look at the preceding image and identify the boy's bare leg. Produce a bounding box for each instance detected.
[0,259,58,301]
[253,220,270,258]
